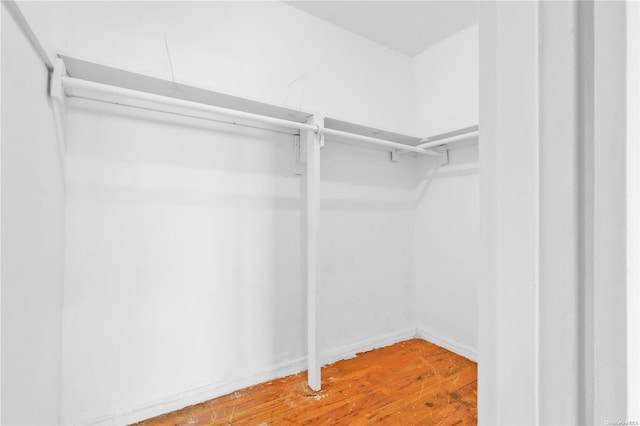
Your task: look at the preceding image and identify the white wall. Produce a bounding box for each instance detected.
[45,2,419,424]
[319,142,416,354]
[7,2,482,424]
[414,24,478,137]
[1,5,65,425]
[24,0,416,136]
[413,24,479,358]
[10,2,635,425]
[627,1,640,419]
[62,100,306,424]
[61,101,417,426]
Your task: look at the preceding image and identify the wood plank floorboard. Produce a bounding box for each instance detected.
[135,339,477,425]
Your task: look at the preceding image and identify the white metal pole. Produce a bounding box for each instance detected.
[62,76,438,156]
[305,115,322,391]
[321,127,439,156]
[62,76,319,133]
[416,130,480,150]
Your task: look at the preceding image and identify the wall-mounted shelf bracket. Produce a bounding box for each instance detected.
[390,150,400,162]
[50,57,66,101]
[293,134,305,175]
[438,146,449,166]
[316,119,325,148]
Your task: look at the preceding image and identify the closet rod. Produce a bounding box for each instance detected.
[61,76,437,156]
[62,76,318,132]
[417,129,480,149]
[322,128,440,156]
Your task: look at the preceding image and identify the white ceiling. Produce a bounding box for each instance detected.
[284,1,478,57]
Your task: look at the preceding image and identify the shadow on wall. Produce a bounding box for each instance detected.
[66,97,420,212]
[61,96,420,423]
[414,137,479,207]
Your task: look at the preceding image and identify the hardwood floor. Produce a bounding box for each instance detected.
[136,339,477,425]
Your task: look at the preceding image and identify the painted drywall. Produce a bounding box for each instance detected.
[44,2,419,423]
[1,5,65,425]
[62,100,306,424]
[318,142,416,353]
[61,99,417,425]
[413,24,479,357]
[414,24,478,137]
[9,2,479,423]
[23,0,416,136]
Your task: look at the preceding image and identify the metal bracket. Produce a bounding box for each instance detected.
[50,57,66,100]
[293,134,305,175]
[390,150,400,162]
[315,119,325,148]
[437,146,449,165]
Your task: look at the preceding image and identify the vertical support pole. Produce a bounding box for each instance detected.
[304,115,322,391]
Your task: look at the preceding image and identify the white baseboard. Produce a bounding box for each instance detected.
[415,326,478,362]
[84,357,308,426]
[320,327,418,366]
[81,327,417,426]
[82,327,473,425]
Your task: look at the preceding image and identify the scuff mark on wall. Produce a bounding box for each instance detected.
[284,73,306,110]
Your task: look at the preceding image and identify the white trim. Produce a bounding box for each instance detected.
[61,75,438,156]
[626,0,640,419]
[0,3,3,421]
[79,328,417,426]
[479,2,546,423]
[320,328,418,366]
[591,2,629,422]
[416,327,477,362]
[83,359,308,426]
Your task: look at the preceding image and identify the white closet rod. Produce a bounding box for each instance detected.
[322,127,440,156]
[61,76,438,156]
[417,130,480,149]
[62,76,318,132]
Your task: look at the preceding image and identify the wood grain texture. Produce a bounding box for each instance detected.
[135,339,477,425]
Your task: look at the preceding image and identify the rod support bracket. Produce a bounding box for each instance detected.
[437,146,449,165]
[50,57,66,101]
[390,150,400,162]
[315,120,325,148]
[293,134,305,175]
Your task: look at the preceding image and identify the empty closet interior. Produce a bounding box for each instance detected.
[1,1,480,424]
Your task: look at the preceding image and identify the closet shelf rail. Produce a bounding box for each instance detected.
[60,76,441,156]
[418,129,480,149]
[397,126,480,154]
